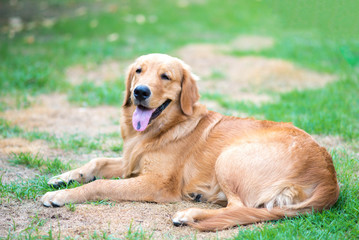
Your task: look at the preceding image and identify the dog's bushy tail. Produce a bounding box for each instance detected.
[189,182,339,231]
[188,206,298,231]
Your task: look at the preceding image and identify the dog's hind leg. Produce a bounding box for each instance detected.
[172,143,304,230]
[172,175,246,228]
[47,157,126,188]
[172,147,247,228]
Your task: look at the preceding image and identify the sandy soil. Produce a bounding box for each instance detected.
[0,138,119,185]
[65,60,131,86]
[1,199,248,239]
[230,35,275,52]
[0,94,121,138]
[0,154,39,184]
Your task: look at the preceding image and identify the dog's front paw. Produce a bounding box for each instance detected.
[48,170,97,188]
[47,171,76,188]
[41,190,71,207]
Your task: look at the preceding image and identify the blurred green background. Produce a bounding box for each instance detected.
[1,0,358,90]
[1,0,358,138]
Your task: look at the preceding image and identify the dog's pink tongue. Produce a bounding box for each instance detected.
[132,107,155,131]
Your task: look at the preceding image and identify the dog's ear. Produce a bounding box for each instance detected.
[122,63,135,107]
[180,66,200,115]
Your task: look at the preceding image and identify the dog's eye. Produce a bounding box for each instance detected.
[161,73,170,80]
[136,67,142,74]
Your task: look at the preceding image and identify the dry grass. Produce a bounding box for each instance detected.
[0,138,52,156]
[1,198,244,239]
[230,35,275,52]
[65,60,131,86]
[0,154,38,184]
[313,135,359,157]
[0,94,121,137]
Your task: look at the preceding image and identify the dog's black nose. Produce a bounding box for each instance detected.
[134,85,151,101]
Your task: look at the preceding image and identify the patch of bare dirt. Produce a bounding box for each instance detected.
[0,137,119,184]
[199,99,254,118]
[0,137,113,164]
[0,94,35,110]
[0,138,58,183]
[177,0,208,8]
[0,94,121,137]
[229,35,275,52]
[0,138,47,156]
[176,40,336,103]
[0,155,38,184]
[0,199,246,239]
[65,60,131,86]
[313,135,358,155]
[313,135,346,150]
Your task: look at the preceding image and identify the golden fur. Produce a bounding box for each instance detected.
[41,54,339,231]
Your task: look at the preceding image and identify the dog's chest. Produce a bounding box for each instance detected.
[140,143,186,174]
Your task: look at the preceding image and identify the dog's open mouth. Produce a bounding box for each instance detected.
[132,99,171,131]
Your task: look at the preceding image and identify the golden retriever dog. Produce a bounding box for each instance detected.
[41,53,339,231]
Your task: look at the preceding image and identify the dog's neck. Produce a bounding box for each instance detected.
[119,103,209,178]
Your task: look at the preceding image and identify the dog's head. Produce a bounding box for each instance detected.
[123,53,200,132]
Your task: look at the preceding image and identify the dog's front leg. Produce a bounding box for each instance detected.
[47,157,126,187]
[41,175,180,207]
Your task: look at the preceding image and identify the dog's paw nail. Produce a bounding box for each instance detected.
[173,220,186,227]
[49,182,64,189]
[48,179,75,189]
[50,201,61,207]
[48,178,65,188]
[172,212,191,227]
[41,191,67,208]
[42,201,52,207]
[172,217,187,227]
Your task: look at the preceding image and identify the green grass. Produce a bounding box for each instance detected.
[124,222,153,240]
[1,174,66,202]
[0,153,79,201]
[233,149,359,239]
[55,133,103,152]
[9,152,71,175]
[231,37,359,74]
[202,77,359,141]
[65,202,77,212]
[86,199,116,207]
[1,0,358,96]
[1,153,120,203]
[68,79,125,107]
